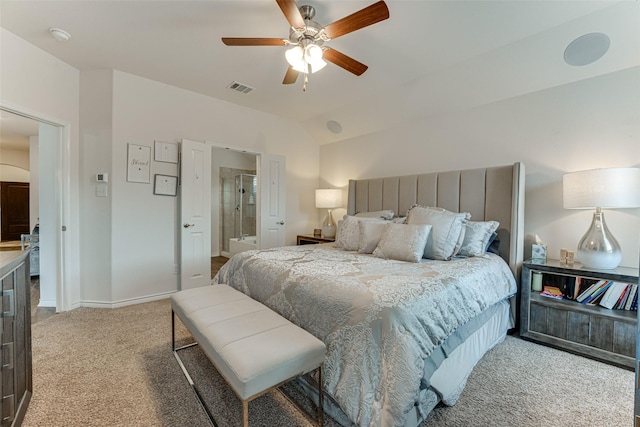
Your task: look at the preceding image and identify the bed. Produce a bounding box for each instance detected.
[213,163,525,427]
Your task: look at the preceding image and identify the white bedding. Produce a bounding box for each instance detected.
[213,244,517,427]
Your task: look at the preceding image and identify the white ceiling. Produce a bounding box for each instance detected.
[1,1,638,148]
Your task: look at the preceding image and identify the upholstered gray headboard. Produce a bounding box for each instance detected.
[347,163,525,279]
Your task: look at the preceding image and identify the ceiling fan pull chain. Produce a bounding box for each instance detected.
[303,72,308,92]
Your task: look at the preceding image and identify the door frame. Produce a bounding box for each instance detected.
[0,102,71,312]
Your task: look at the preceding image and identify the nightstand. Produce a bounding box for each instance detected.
[296,234,335,245]
[520,258,639,369]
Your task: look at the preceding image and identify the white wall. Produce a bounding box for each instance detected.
[105,70,319,305]
[79,69,114,304]
[320,67,640,269]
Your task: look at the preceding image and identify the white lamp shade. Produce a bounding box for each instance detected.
[563,167,640,209]
[315,189,342,209]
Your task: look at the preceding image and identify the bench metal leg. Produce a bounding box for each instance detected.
[172,309,325,427]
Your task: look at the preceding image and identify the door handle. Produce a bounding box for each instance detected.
[276,221,284,225]
[183,223,195,228]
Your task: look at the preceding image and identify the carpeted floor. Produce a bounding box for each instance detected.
[23,298,634,426]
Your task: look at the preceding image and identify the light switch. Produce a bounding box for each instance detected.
[96,182,108,197]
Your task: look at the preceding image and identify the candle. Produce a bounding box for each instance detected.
[532,272,543,292]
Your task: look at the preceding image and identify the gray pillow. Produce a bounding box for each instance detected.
[406,205,470,260]
[459,220,500,257]
[358,221,388,254]
[372,223,432,263]
[335,215,387,251]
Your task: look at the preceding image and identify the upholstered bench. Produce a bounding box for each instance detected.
[171,285,326,427]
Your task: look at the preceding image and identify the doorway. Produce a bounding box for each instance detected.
[211,147,257,258]
[0,182,30,241]
[0,106,68,311]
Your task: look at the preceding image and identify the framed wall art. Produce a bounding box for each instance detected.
[127,143,151,183]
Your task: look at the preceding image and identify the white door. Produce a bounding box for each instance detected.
[180,139,212,289]
[258,154,286,249]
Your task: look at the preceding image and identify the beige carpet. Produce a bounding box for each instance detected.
[24,298,634,427]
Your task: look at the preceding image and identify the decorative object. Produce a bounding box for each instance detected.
[313,228,322,237]
[153,174,178,196]
[532,244,547,261]
[154,140,179,163]
[315,188,342,238]
[563,167,640,269]
[127,143,151,183]
[531,271,543,292]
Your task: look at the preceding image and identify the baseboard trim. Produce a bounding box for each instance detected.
[79,291,175,309]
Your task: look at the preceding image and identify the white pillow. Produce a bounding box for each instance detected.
[459,220,500,257]
[358,221,388,254]
[355,210,395,220]
[406,205,470,260]
[335,216,387,251]
[372,223,432,263]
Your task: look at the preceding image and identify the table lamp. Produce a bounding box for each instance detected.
[315,189,342,238]
[563,167,640,269]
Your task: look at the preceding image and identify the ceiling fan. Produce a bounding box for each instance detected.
[222,0,390,91]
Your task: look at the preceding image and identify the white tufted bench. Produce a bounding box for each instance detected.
[171,285,326,427]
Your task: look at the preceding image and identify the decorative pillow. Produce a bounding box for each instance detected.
[335,216,387,251]
[358,221,388,254]
[355,210,395,220]
[392,216,407,224]
[406,205,471,260]
[458,220,500,257]
[372,223,432,263]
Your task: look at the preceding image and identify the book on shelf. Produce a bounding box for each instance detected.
[540,286,564,299]
[624,284,638,310]
[615,284,632,310]
[562,277,580,300]
[576,279,608,303]
[583,280,612,305]
[598,282,627,309]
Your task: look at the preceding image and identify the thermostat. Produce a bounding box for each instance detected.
[96,173,109,183]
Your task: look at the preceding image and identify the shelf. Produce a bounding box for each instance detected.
[520,259,638,370]
[530,292,636,322]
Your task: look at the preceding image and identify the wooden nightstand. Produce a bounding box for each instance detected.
[296,235,335,245]
[520,258,639,369]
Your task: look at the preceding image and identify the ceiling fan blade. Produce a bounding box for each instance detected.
[276,0,305,30]
[323,1,390,40]
[323,48,368,76]
[282,66,299,84]
[221,37,287,46]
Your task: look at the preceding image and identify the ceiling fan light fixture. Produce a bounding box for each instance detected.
[305,44,323,60]
[285,46,304,67]
[308,57,327,73]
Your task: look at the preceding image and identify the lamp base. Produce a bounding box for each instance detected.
[321,208,336,239]
[576,209,621,270]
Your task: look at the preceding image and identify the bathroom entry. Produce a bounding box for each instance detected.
[222,171,257,256]
[210,146,285,260]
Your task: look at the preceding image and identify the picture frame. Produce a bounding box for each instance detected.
[153,174,178,196]
[154,140,179,163]
[127,143,151,183]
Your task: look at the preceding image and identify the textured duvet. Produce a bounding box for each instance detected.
[212,244,516,427]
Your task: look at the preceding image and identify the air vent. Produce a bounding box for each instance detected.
[226,81,254,94]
